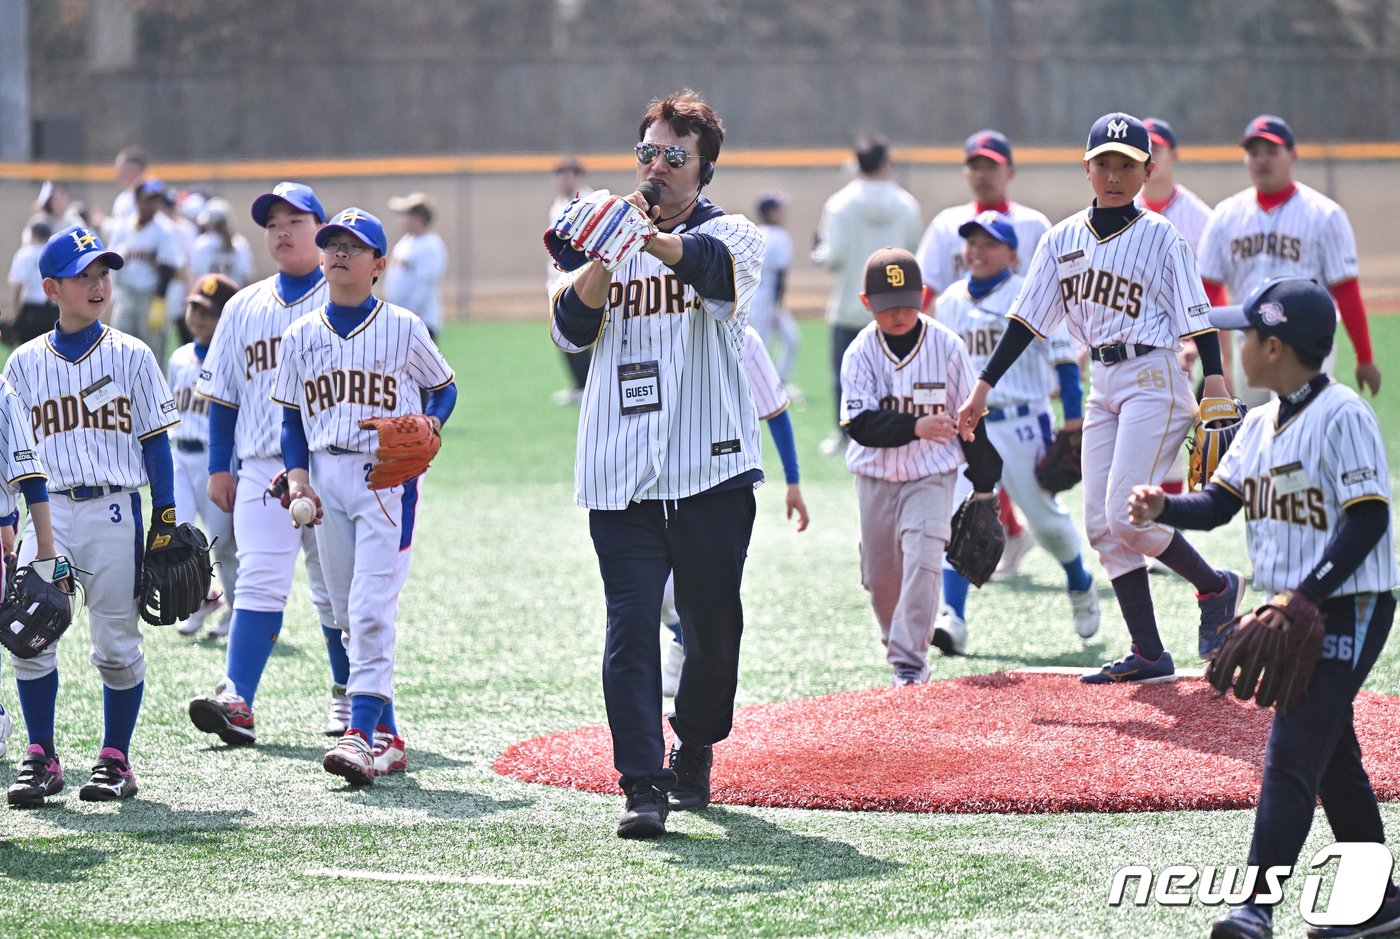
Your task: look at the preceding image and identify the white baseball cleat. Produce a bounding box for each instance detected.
[372,728,407,775]
[325,684,351,737]
[1069,585,1101,639]
[661,637,685,698]
[932,606,967,656]
[178,591,224,636]
[207,606,233,638]
[323,732,376,786]
[995,530,1034,578]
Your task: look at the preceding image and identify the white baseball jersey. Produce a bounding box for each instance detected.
[384,231,448,332]
[0,374,47,512]
[1212,383,1395,597]
[916,201,1052,294]
[108,213,183,295]
[1011,209,1214,350]
[840,315,974,482]
[1197,183,1360,297]
[1137,185,1213,255]
[934,273,1075,409]
[167,342,211,446]
[742,324,789,420]
[3,327,178,490]
[8,243,46,305]
[197,274,328,460]
[271,301,454,453]
[551,204,765,510]
[749,224,792,337]
[188,231,255,287]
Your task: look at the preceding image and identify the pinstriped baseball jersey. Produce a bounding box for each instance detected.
[934,273,1074,410]
[550,209,766,510]
[742,324,788,421]
[0,375,47,510]
[1011,209,1214,349]
[271,301,454,453]
[3,327,178,490]
[916,201,1051,293]
[166,342,210,446]
[1212,383,1395,597]
[1197,183,1359,297]
[1136,184,1213,254]
[840,315,974,482]
[196,274,328,459]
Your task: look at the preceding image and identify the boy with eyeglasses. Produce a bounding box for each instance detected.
[547,89,765,838]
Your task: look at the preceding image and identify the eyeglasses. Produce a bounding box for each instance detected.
[634,142,702,169]
[320,239,369,257]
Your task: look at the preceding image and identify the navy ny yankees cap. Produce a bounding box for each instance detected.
[39,226,124,279]
[1210,277,1335,360]
[1085,112,1152,163]
[252,181,327,227]
[863,248,924,313]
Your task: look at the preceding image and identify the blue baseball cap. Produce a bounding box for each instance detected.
[1209,277,1335,360]
[957,210,1018,250]
[137,178,169,201]
[1084,112,1152,163]
[316,208,388,255]
[964,129,1013,165]
[39,226,125,279]
[251,181,327,227]
[1143,118,1178,150]
[1240,114,1295,149]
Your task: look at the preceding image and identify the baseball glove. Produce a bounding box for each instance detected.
[946,491,1006,588]
[1034,427,1083,493]
[1205,590,1325,714]
[359,414,441,489]
[544,190,656,273]
[0,556,76,659]
[1187,397,1247,490]
[140,512,214,627]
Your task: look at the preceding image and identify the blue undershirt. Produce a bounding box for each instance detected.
[275,268,323,304]
[766,411,800,484]
[966,269,1012,302]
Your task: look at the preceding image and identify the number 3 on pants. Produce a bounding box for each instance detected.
[110,502,123,523]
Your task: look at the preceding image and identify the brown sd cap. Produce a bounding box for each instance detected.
[863,247,924,313]
[185,273,239,314]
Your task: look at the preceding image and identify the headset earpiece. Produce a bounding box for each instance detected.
[700,160,715,187]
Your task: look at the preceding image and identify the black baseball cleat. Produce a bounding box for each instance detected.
[617,785,669,839]
[1211,903,1273,939]
[667,742,712,811]
[1307,885,1400,938]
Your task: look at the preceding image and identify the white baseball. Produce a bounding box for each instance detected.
[289,497,317,526]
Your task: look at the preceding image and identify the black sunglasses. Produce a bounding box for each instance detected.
[634,142,705,169]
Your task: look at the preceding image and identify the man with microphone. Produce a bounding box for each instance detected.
[545,89,766,839]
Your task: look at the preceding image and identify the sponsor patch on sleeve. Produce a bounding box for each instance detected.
[199,369,213,381]
[1342,468,1377,485]
[161,400,179,415]
[13,449,36,462]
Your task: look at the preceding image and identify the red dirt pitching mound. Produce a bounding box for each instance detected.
[495,672,1400,813]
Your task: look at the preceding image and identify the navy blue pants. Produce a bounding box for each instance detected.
[589,485,756,794]
[1249,591,1395,882]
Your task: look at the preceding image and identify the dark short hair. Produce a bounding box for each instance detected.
[30,221,52,240]
[638,90,724,164]
[855,134,889,174]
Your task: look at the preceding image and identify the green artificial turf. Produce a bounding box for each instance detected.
[1,316,1396,938]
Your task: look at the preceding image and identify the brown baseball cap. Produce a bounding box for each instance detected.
[863,248,924,313]
[185,273,239,314]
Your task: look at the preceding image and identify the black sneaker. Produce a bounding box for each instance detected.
[7,745,63,809]
[78,747,138,802]
[617,785,668,839]
[667,742,712,811]
[1211,903,1272,939]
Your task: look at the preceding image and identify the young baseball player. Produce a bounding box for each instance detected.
[188,182,341,747]
[108,179,183,362]
[0,374,58,763]
[956,113,1244,684]
[168,273,240,636]
[547,90,765,839]
[660,323,809,696]
[1128,278,1397,939]
[273,207,456,785]
[1198,115,1381,405]
[843,247,1000,685]
[4,225,182,805]
[916,130,1055,578]
[749,193,801,385]
[932,212,1099,652]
